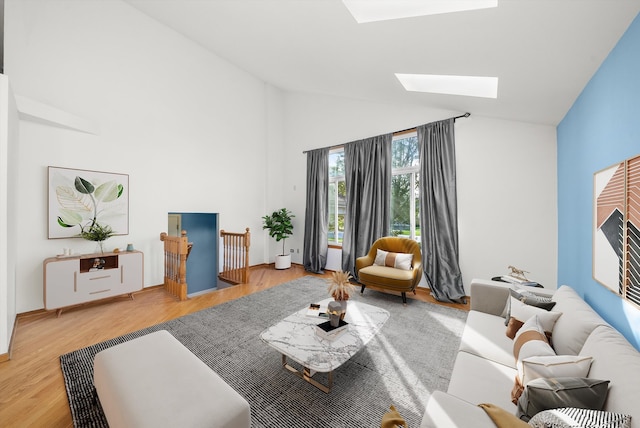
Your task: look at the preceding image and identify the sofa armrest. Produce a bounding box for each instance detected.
[470,278,556,316]
[355,255,374,273]
[469,279,512,316]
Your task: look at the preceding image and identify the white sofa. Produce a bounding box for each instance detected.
[420,279,640,427]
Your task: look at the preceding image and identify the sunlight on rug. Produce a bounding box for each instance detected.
[60,276,467,428]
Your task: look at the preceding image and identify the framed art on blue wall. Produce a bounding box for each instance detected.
[48,166,129,239]
[593,155,640,307]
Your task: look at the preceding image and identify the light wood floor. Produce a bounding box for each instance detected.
[0,264,469,427]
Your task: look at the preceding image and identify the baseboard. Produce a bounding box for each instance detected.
[1,314,19,362]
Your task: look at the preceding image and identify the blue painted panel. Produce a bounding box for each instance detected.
[174,213,218,295]
[557,12,640,349]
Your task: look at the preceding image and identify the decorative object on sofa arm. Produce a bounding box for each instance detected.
[326,270,355,319]
[262,208,294,270]
[355,236,422,304]
[507,265,529,281]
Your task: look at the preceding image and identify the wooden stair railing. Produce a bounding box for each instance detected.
[219,228,250,285]
[159,230,190,300]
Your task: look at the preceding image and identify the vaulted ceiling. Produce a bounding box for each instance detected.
[125,0,640,126]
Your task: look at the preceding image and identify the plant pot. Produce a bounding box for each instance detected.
[274,254,291,270]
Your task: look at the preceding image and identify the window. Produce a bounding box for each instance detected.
[328,149,346,246]
[327,131,421,246]
[390,131,420,241]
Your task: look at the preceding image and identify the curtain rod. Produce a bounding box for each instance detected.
[302,112,470,154]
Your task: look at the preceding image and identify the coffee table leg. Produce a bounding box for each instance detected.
[281,354,333,393]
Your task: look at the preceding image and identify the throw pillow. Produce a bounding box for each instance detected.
[511,315,556,403]
[380,405,407,428]
[477,403,530,428]
[521,355,593,386]
[503,288,557,326]
[516,377,610,421]
[506,297,562,339]
[373,249,413,271]
[528,407,631,428]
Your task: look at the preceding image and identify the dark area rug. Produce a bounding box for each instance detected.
[60,276,468,427]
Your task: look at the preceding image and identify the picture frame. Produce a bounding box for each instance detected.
[593,155,640,308]
[593,161,625,294]
[48,166,129,239]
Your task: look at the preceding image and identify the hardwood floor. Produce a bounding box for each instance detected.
[0,264,468,427]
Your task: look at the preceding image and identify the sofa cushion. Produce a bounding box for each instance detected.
[459,310,517,369]
[516,377,610,421]
[551,285,607,355]
[528,408,631,428]
[448,351,518,411]
[506,297,562,339]
[579,325,640,427]
[357,265,415,290]
[374,249,413,270]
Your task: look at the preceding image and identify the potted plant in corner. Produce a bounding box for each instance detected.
[262,208,294,269]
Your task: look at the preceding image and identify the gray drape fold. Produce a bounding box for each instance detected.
[341,135,392,277]
[303,148,329,273]
[418,119,466,303]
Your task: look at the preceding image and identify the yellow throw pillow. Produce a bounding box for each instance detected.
[478,403,530,428]
[380,405,407,428]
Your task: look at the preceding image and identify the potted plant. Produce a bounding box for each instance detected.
[80,222,114,254]
[262,208,294,269]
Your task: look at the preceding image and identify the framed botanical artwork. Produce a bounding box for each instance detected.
[48,166,129,239]
[593,155,640,307]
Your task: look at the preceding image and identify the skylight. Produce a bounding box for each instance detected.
[395,74,499,98]
[342,0,498,23]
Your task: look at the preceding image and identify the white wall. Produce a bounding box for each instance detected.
[3,0,558,315]
[5,0,279,312]
[281,93,558,293]
[0,75,19,355]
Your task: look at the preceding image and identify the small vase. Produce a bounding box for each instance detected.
[327,301,341,327]
[334,299,348,320]
[95,241,105,254]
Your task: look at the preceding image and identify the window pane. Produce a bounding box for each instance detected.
[328,182,336,242]
[392,135,419,169]
[337,180,345,243]
[391,173,412,237]
[329,151,345,178]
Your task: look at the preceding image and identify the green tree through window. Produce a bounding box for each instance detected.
[327,131,421,246]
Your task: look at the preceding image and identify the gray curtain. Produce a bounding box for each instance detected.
[342,134,392,276]
[418,119,466,303]
[303,148,329,273]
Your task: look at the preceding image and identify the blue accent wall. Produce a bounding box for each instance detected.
[173,213,219,295]
[557,13,640,349]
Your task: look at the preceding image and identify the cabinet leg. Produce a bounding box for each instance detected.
[128,293,134,300]
[56,309,63,318]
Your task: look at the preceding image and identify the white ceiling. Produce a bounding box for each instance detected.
[124,0,640,126]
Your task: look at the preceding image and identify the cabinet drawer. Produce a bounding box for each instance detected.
[77,268,121,293]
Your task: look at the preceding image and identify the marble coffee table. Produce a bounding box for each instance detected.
[260,297,390,393]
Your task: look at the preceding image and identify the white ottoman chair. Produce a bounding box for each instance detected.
[93,330,251,428]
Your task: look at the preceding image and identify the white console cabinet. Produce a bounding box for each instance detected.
[44,251,143,316]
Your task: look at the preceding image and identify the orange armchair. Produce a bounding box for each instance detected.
[355,237,423,304]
